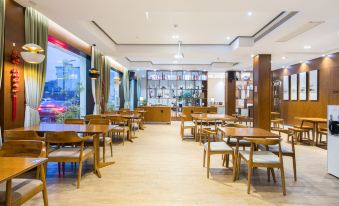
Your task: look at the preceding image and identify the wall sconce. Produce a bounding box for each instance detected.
[20,43,45,64]
[114,76,121,85]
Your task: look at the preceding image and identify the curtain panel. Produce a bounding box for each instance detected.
[0,0,5,145]
[92,47,103,114]
[24,7,48,127]
[122,70,129,108]
[102,56,111,112]
[136,77,141,106]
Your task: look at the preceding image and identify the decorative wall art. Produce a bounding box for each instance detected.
[283,76,289,100]
[299,72,307,100]
[309,70,318,100]
[291,74,298,100]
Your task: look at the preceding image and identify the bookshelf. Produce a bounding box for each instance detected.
[235,71,253,117]
[146,70,208,118]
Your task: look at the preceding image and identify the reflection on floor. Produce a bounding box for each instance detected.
[25,122,339,206]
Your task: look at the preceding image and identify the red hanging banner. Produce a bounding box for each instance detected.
[10,44,21,121]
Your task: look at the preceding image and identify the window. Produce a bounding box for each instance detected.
[39,38,87,123]
[108,69,120,111]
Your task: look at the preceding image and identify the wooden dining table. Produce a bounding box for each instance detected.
[0,157,47,206]
[11,123,117,178]
[217,127,280,181]
[296,117,327,145]
[191,113,237,141]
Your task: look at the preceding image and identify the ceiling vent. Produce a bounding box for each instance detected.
[276,21,325,42]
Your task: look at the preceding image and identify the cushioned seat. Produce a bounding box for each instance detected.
[204,142,233,152]
[257,144,293,154]
[222,137,251,147]
[239,150,280,164]
[184,121,195,127]
[48,147,93,160]
[0,179,43,206]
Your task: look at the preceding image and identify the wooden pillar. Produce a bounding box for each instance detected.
[225,71,236,115]
[253,54,271,130]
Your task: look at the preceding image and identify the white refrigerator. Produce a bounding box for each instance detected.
[328,105,339,177]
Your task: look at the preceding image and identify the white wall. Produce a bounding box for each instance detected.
[208,74,225,104]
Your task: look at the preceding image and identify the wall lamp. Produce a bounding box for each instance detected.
[20,43,45,64]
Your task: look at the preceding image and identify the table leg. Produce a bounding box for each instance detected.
[194,120,198,141]
[312,122,316,146]
[314,122,319,146]
[233,138,240,181]
[93,134,102,178]
[5,180,12,206]
[98,132,115,169]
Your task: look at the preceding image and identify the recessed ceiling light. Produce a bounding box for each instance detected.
[226,36,231,41]
[172,35,179,39]
[304,45,311,49]
[247,11,253,16]
[145,12,149,20]
[282,56,286,60]
[251,54,255,58]
[321,54,326,57]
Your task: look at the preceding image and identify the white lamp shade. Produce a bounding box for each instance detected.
[21,51,45,64]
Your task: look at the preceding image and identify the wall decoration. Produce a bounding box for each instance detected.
[283,76,289,100]
[291,74,298,100]
[309,70,318,100]
[10,44,21,121]
[299,72,307,100]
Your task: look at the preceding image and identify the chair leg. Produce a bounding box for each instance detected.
[203,149,206,167]
[207,153,211,178]
[77,161,83,189]
[40,165,49,206]
[62,162,65,176]
[271,168,276,183]
[58,162,61,176]
[110,142,113,157]
[280,166,286,195]
[103,143,106,163]
[247,165,252,194]
[237,156,241,180]
[226,154,229,168]
[292,155,297,181]
[267,168,271,182]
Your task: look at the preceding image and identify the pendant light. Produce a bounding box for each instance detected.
[174,41,184,59]
[21,43,45,64]
[89,44,100,80]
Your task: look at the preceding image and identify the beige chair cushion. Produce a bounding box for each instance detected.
[183,121,195,127]
[258,144,293,154]
[0,179,42,206]
[222,137,251,147]
[204,142,233,152]
[239,150,280,164]
[48,147,93,160]
[112,126,129,132]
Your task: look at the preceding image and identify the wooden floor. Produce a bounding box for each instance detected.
[26,122,339,206]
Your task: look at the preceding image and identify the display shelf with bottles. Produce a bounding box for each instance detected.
[146,70,208,118]
[235,71,253,117]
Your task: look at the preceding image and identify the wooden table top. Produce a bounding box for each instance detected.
[191,113,237,121]
[217,127,280,138]
[103,113,141,119]
[0,157,47,183]
[296,117,327,123]
[271,112,280,115]
[11,123,117,134]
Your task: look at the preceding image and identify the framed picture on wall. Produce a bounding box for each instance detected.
[299,72,307,100]
[283,76,289,100]
[309,70,318,100]
[291,74,298,100]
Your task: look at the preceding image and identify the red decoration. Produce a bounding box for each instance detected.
[10,44,21,121]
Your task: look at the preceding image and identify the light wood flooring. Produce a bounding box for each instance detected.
[25,122,339,206]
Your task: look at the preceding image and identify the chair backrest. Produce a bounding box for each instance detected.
[64,118,85,125]
[225,123,247,128]
[106,116,127,125]
[89,118,110,125]
[45,131,83,144]
[85,114,102,121]
[4,130,44,141]
[180,114,187,122]
[0,140,46,157]
[243,137,281,146]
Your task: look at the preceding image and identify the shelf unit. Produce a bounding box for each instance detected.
[146,70,208,118]
[235,71,253,117]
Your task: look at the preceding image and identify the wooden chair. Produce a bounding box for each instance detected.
[3,130,44,141]
[0,140,48,206]
[237,138,286,195]
[180,114,195,140]
[198,118,218,145]
[203,129,234,178]
[89,119,113,162]
[288,127,311,144]
[106,116,129,145]
[258,132,297,181]
[45,131,94,189]
[271,118,285,131]
[84,114,102,122]
[64,119,85,124]
[317,128,328,145]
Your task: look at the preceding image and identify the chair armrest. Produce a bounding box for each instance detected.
[81,135,95,141]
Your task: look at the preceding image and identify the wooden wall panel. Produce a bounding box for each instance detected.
[0,0,25,131]
[272,54,339,125]
[225,71,236,115]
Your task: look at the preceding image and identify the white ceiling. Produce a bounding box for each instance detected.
[15,0,339,71]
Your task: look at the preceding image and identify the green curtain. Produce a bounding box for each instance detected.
[122,70,129,108]
[137,76,141,106]
[92,47,103,114]
[102,56,111,112]
[24,7,48,127]
[0,0,4,144]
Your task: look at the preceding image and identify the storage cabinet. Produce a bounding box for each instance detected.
[140,106,171,124]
